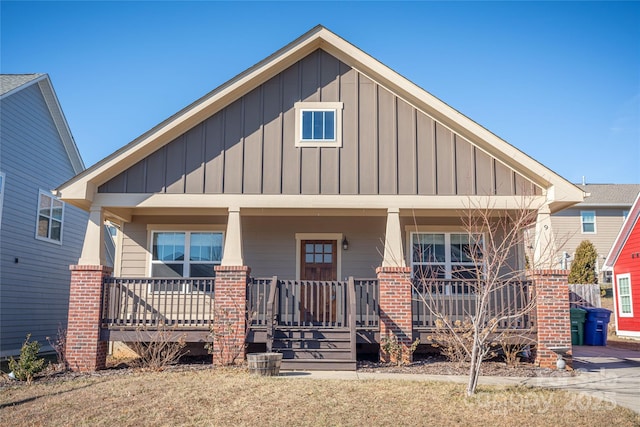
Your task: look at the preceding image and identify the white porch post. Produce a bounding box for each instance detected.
[382,208,405,268]
[78,205,105,266]
[221,207,244,266]
[533,204,557,269]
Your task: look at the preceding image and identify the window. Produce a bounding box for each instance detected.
[616,274,633,317]
[411,232,483,280]
[581,211,596,233]
[151,231,223,278]
[302,110,335,140]
[294,102,343,147]
[623,210,629,221]
[35,190,64,243]
[0,172,5,229]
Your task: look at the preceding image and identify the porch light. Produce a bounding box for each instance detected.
[342,237,349,251]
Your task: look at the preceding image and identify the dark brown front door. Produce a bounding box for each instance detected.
[300,240,337,324]
[301,240,337,281]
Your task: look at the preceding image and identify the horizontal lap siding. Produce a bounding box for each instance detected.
[614,218,640,332]
[0,84,88,356]
[99,49,540,197]
[551,208,629,258]
[118,216,385,280]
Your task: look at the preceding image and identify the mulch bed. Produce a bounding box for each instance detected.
[357,353,576,378]
[1,352,579,389]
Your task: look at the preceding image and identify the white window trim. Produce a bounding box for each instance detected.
[580,210,597,234]
[35,189,64,245]
[0,171,5,229]
[616,273,634,318]
[295,232,343,280]
[408,230,485,280]
[147,228,225,281]
[294,102,343,148]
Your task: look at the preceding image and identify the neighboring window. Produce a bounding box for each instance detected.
[623,210,629,221]
[411,232,484,280]
[151,231,222,278]
[616,273,633,317]
[581,211,596,233]
[35,190,64,244]
[294,102,343,147]
[0,171,5,229]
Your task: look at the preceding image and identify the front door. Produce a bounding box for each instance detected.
[300,240,337,324]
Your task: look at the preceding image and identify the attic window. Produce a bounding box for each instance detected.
[295,102,343,148]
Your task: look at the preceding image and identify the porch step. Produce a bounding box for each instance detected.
[276,348,353,360]
[273,340,351,350]
[272,327,355,368]
[280,358,357,371]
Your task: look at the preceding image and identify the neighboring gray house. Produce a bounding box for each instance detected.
[0,74,88,358]
[550,183,640,283]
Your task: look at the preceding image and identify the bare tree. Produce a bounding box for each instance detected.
[411,200,552,396]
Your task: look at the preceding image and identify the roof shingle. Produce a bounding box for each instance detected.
[577,184,640,206]
[0,74,44,96]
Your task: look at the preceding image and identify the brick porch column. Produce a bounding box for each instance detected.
[528,269,572,369]
[66,265,112,372]
[376,266,414,364]
[212,266,250,366]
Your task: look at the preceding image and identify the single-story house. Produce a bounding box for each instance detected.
[55,26,584,371]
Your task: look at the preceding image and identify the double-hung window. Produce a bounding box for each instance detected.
[36,190,64,244]
[616,273,633,317]
[294,102,343,147]
[411,232,484,280]
[581,211,596,233]
[151,231,223,278]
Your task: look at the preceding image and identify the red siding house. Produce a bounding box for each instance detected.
[604,193,640,338]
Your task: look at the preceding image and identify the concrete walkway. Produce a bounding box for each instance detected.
[279,345,640,414]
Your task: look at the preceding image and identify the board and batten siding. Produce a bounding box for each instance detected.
[0,82,88,357]
[99,49,541,197]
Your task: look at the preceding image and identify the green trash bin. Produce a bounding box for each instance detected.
[570,307,587,345]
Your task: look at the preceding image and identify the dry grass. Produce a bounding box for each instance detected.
[1,368,638,426]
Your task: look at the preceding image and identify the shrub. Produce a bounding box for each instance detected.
[380,334,419,366]
[8,334,46,384]
[568,240,598,284]
[428,319,474,364]
[130,321,188,371]
[46,324,68,371]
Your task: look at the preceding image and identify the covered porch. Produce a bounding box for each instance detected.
[64,194,566,371]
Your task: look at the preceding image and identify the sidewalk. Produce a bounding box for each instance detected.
[279,345,640,414]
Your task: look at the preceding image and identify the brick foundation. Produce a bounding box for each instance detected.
[66,265,112,372]
[376,266,414,364]
[212,266,250,366]
[528,269,572,369]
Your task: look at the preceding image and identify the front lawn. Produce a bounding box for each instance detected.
[1,368,638,426]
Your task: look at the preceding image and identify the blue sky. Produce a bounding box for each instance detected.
[2,1,639,184]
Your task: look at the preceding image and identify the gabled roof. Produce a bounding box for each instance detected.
[575,184,640,207]
[55,25,583,211]
[0,73,44,96]
[1,73,85,174]
[604,192,640,269]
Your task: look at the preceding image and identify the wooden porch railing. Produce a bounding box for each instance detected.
[247,278,380,330]
[102,277,215,328]
[412,279,535,331]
